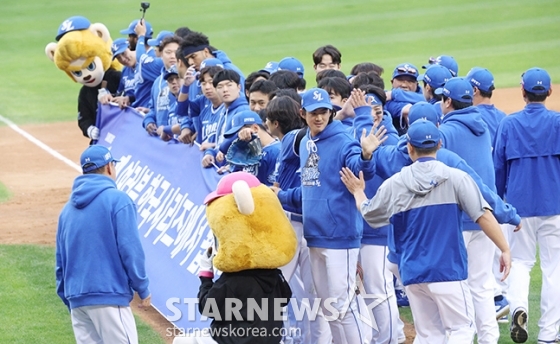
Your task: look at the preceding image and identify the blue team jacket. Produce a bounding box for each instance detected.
[299,121,375,249]
[494,103,560,216]
[56,174,150,309]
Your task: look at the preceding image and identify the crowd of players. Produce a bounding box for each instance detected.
[91,18,559,344]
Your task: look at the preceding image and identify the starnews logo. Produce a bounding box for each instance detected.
[165,284,387,331]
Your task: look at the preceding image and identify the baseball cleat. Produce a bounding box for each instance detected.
[510,307,528,343]
[495,295,510,321]
[396,289,410,307]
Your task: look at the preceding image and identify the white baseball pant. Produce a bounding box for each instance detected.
[309,247,364,344]
[360,244,400,344]
[70,305,138,344]
[463,230,500,344]
[280,217,331,344]
[508,215,560,342]
[406,280,475,344]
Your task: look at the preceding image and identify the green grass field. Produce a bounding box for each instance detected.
[0,0,559,124]
[0,245,165,344]
[0,182,11,202]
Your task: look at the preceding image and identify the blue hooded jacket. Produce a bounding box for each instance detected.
[494,103,560,216]
[374,136,520,262]
[300,120,376,249]
[56,174,150,310]
[439,106,495,230]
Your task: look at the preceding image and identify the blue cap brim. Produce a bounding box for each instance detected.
[434,88,444,95]
[304,103,333,112]
[120,29,135,35]
[417,74,426,81]
[164,73,178,81]
[112,47,127,60]
[147,38,158,46]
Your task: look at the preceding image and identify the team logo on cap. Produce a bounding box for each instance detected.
[60,20,74,33]
[111,43,118,53]
[313,91,323,101]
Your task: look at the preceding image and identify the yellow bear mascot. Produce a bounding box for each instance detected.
[45,16,122,140]
[173,172,296,344]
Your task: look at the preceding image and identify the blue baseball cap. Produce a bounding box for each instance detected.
[120,19,153,38]
[111,38,129,60]
[434,77,474,103]
[423,55,459,77]
[80,145,120,173]
[406,120,441,149]
[200,58,224,69]
[224,111,263,138]
[147,30,174,47]
[521,67,551,95]
[408,102,440,126]
[392,63,419,80]
[56,16,91,41]
[278,57,305,78]
[302,88,333,112]
[418,64,452,89]
[466,67,494,92]
[163,65,179,80]
[260,61,279,74]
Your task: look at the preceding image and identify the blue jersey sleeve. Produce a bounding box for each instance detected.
[391,88,425,104]
[493,121,508,198]
[342,139,376,181]
[373,143,411,180]
[453,156,520,226]
[135,38,147,61]
[277,187,302,210]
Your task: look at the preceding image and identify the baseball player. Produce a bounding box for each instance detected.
[269,96,332,343]
[341,120,511,344]
[465,66,510,322]
[142,36,181,135]
[298,88,385,343]
[437,77,520,344]
[176,65,225,146]
[493,67,560,343]
[56,145,151,344]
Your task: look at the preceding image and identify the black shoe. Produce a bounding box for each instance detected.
[510,307,528,343]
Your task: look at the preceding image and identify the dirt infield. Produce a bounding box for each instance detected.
[1,86,559,343]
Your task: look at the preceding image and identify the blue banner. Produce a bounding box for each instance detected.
[97,104,221,331]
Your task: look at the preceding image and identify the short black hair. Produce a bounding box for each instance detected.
[316,69,347,84]
[269,70,304,91]
[159,36,183,52]
[200,66,224,80]
[174,27,192,39]
[525,91,548,102]
[443,95,472,110]
[269,88,302,104]
[318,77,352,100]
[182,31,210,47]
[350,62,384,76]
[212,69,241,88]
[351,72,385,90]
[244,71,270,100]
[249,79,278,96]
[313,45,342,65]
[266,96,304,135]
[412,145,440,156]
[358,84,387,106]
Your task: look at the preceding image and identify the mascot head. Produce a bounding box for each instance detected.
[45,16,121,87]
[204,172,297,273]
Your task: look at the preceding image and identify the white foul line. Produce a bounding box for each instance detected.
[0,115,81,172]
